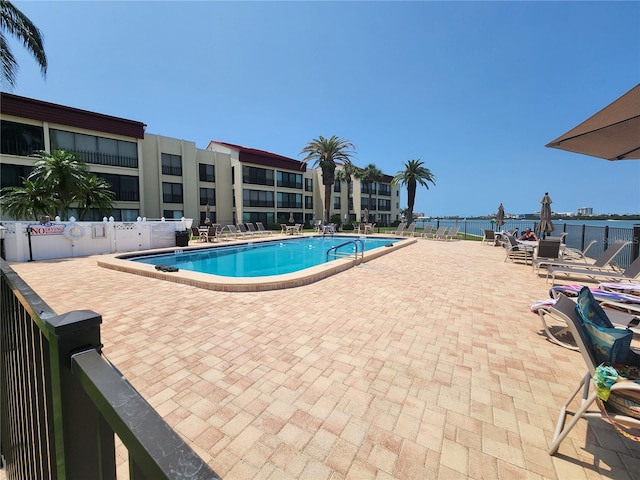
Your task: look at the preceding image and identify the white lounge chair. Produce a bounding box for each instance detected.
[443,226,459,241]
[390,222,405,236]
[422,224,434,238]
[561,240,598,262]
[245,223,261,235]
[256,222,274,235]
[546,294,640,455]
[237,223,256,236]
[531,238,563,273]
[427,226,446,240]
[403,223,417,237]
[549,255,640,286]
[226,225,249,238]
[481,229,499,246]
[540,240,630,278]
[503,234,534,264]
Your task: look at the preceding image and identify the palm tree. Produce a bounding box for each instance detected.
[28,150,91,219]
[76,175,115,220]
[334,162,357,223]
[356,163,382,222]
[0,0,48,89]
[0,177,55,220]
[300,135,355,223]
[391,159,436,226]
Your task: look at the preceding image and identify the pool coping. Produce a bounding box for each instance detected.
[97,234,417,292]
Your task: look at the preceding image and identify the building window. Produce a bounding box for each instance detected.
[199,163,215,182]
[95,173,140,201]
[0,163,33,189]
[161,153,182,176]
[305,178,313,192]
[163,210,183,220]
[361,183,376,195]
[378,199,391,211]
[378,184,391,196]
[49,129,138,168]
[243,189,274,207]
[333,196,341,209]
[334,180,341,192]
[200,188,215,206]
[362,198,377,210]
[243,166,274,186]
[110,209,140,222]
[1,120,44,156]
[277,171,302,189]
[162,182,183,203]
[305,195,313,209]
[277,192,302,209]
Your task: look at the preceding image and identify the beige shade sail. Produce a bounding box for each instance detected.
[545,83,640,161]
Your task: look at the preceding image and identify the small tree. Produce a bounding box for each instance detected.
[76,175,115,220]
[1,150,114,221]
[356,163,382,221]
[28,150,91,219]
[0,177,55,220]
[335,162,357,223]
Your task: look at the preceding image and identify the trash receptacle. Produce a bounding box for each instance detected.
[175,230,189,247]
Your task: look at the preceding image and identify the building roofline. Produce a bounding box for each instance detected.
[0,92,146,139]
[210,140,306,172]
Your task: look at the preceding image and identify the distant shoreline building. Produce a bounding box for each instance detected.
[1,93,401,226]
[577,207,593,216]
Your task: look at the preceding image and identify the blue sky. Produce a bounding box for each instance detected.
[8,1,640,216]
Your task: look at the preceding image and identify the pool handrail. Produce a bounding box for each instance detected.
[326,239,364,264]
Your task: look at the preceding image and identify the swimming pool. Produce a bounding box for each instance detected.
[98,234,416,291]
[131,236,399,277]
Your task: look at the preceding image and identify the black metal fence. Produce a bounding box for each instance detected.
[0,260,221,480]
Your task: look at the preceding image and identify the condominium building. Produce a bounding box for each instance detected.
[1,93,401,226]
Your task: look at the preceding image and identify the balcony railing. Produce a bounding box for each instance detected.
[0,260,221,480]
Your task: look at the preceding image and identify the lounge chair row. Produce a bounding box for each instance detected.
[530,239,640,284]
[504,233,640,285]
[191,222,276,242]
[389,223,459,240]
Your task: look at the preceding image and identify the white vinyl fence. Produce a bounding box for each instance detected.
[0,217,193,262]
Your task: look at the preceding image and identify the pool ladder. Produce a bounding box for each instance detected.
[326,239,364,264]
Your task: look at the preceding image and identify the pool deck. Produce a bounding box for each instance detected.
[7,234,640,479]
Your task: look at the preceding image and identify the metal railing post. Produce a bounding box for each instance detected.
[633,224,640,262]
[44,310,116,480]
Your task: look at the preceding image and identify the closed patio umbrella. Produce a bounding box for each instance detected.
[496,204,505,230]
[204,204,211,225]
[363,208,369,223]
[546,83,640,161]
[537,193,554,238]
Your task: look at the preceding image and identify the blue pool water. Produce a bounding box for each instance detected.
[132,236,399,277]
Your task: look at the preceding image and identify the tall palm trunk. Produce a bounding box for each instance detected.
[407,180,416,225]
[322,166,334,224]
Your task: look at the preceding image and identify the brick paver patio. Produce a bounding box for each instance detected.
[8,236,640,479]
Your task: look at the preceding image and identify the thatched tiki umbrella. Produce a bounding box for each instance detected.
[496,204,505,230]
[537,193,554,238]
